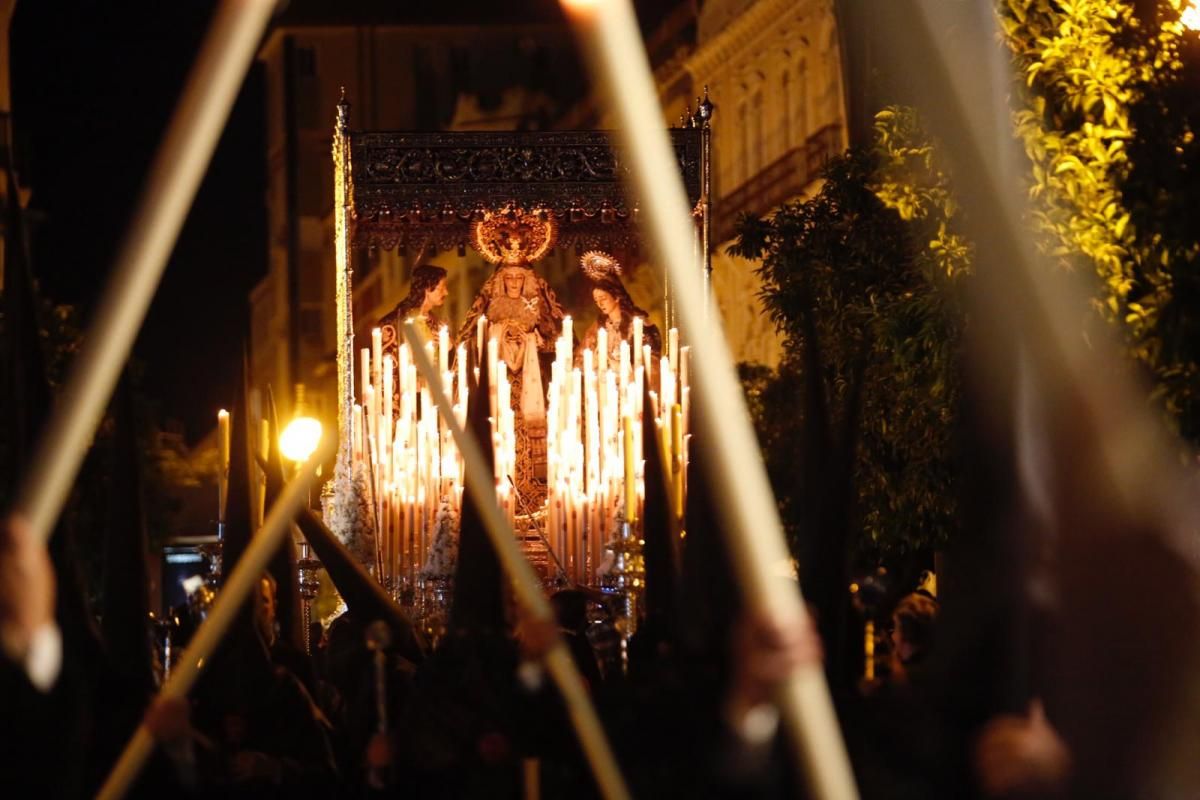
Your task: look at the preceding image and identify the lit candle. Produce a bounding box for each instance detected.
[619,341,630,390]
[457,344,468,405]
[372,327,383,422]
[671,403,684,519]
[217,409,230,522]
[477,314,487,362]
[668,327,679,375]
[564,315,573,345]
[352,404,364,463]
[633,315,643,370]
[597,326,608,374]
[361,347,371,404]
[623,415,636,523]
[439,325,450,375]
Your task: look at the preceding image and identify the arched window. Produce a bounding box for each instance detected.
[737,99,749,187]
[781,70,792,151]
[751,89,764,177]
[793,59,809,143]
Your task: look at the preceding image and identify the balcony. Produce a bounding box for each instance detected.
[714,124,843,244]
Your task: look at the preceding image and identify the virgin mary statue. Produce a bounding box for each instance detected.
[457,207,567,503]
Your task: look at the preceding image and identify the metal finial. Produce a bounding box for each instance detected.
[697,85,714,127]
[336,86,350,129]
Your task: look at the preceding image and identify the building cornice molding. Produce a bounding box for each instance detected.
[687,0,824,80]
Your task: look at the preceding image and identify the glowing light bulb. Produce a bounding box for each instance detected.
[1184,2,1200,30]
[280,416,323,462]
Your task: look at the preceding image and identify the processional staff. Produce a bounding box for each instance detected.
[10,0,277,545]
[559,1,859,798]
[402,320,632,800]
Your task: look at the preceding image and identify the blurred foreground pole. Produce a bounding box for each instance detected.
[11,0,277,543]
[96,436,334,800]
[403,321,631,800]
[877,2,1200,794]
[560,2,859,799]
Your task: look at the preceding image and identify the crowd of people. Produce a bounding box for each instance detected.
[1,441,1094,800]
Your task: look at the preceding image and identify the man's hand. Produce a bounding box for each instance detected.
[974,699,1071,797]
[0,516,56,661]
[726,610,822,743]
[144,696,192,745]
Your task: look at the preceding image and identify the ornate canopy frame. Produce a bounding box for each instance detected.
[331,92,714,455]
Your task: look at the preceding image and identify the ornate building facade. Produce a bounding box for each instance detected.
[561,0,846,368]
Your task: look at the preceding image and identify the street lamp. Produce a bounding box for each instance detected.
[1184,2,1200,31]
[280,384,323,463]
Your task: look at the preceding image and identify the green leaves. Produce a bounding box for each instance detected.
[734,113,969,560]
[999,0,1200,444]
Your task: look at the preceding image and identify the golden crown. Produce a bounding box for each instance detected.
[580,250,622,282]
[471,206,557,266]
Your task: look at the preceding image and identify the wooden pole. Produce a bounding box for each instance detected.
[95,434,335,800]
[559,2,858,798]
[11,0,277,543]
[402,321,631,800]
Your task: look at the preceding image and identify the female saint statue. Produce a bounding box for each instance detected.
[457,207,567,503]
[577,250,661,365]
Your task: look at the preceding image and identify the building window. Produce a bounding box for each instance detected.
[751,89,764,176]
[299,307,324,348]
[793,60,809,142]
[296,45,317,78]
[781,71,792,151]
[737,101,749,188]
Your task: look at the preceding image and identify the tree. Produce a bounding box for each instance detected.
[998,0,1200,442]
[734,109,968,567]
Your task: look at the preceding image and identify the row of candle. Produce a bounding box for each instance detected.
[544,315,690,586]
[348,314,690,593]
[351,325,471,593]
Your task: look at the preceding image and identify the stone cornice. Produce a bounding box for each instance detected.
[687,0,825,80]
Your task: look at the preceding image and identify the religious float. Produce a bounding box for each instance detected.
[319,91,714,641]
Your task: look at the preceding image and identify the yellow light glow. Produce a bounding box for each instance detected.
[1184,4,1200,30]
[280,416,323,462]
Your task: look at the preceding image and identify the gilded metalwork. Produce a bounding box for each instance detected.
[347,129,704,251]
[333,89,354,465]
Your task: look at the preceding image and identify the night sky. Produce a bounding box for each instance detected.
[11,0,677,444]
[13,2,263,444]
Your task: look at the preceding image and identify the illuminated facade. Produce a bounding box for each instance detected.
[564,0,847,368]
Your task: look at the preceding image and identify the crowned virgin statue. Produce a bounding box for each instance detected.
[457,207,567,503]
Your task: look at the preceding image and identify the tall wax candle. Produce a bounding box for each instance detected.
[372,328,383,422]
[361,348,371,405]
[668,327,679,375]
[633,315,643,371]
[623,416,636,523]
[439,326,450,375]
[477,314,487,363]
[217,409,230,521]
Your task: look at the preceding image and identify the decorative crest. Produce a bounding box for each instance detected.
[580,250,622,282]
[471,206,558,266]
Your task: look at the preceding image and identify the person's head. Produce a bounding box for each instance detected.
[501,265,527,298]
[580,251,645,331]
[592,287,619,319]
[410,264,448,310]
[255,573,278,645]
[890,592,937,666]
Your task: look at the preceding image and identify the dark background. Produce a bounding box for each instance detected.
[12,2,264,444]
